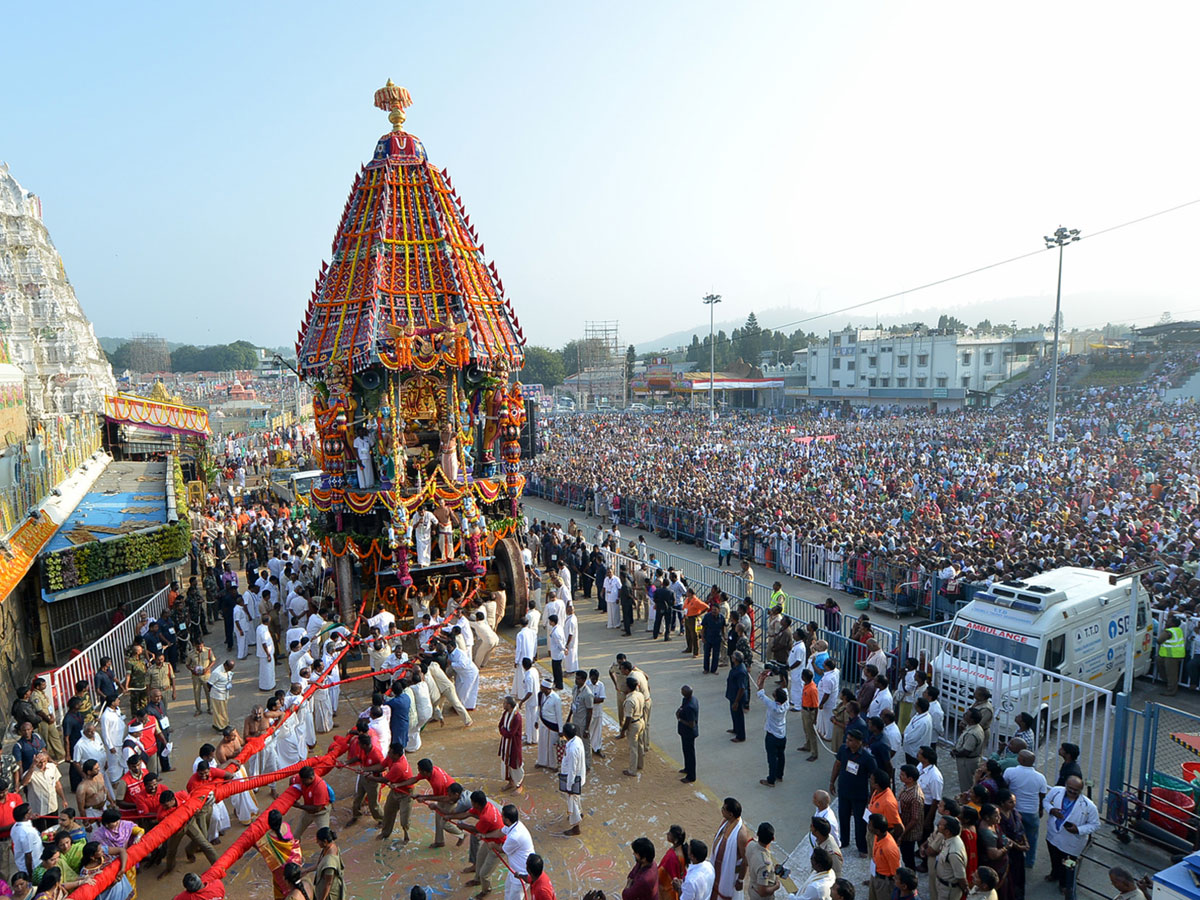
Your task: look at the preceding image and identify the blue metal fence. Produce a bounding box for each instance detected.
[526,475,978,623]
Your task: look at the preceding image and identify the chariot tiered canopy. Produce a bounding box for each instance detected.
[297,81,529,624]
[297,79,525,376]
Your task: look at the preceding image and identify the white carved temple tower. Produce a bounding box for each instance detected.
[0,162,115,418]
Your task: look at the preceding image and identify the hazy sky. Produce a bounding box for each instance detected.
[5,2,1200,350]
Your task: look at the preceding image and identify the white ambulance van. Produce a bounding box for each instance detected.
[931,567,1152,731]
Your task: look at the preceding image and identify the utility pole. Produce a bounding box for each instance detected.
[1043,226,1080,443]
[703,293,722,422]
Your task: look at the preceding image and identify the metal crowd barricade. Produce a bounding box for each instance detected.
[904,622,1114,786]
[44,584,171,723]
[790,541,831,587]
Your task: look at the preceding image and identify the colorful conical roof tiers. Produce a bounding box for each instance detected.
[296,80,525,376]
[299,83,529,620]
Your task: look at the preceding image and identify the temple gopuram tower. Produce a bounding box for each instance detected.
[297,82,529,625]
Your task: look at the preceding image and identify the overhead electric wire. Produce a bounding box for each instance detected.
[693,196,1200,349]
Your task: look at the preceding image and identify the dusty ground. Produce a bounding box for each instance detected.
[136,642,722,900]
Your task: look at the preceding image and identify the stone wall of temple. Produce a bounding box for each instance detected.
[0,162,116,419]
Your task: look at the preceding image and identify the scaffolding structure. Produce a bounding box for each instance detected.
[579,320,624,409]
[127,332,171,373]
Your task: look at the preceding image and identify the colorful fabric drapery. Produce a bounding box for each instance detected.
[104,394,211,437]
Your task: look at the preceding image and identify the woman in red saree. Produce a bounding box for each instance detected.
[256,809,303,900]
[657,825,687,900]
[498,696,524,792]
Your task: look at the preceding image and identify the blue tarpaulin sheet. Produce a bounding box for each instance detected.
[44,489,166,553]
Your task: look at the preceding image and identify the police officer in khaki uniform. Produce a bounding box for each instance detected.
[609,655,629,730]
[186,639,216,715]
[621,660,652,756]
[744,821,780,900]
[619,677,645,776]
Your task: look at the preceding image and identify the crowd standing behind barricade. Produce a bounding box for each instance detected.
[528,350,1200,613]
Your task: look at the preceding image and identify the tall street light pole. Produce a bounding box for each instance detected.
[1042,227,1080,443]
[702,293,722,422]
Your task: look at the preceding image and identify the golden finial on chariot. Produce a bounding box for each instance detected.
[374,79,413,132]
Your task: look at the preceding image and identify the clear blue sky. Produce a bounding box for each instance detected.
[6,2,1200,350]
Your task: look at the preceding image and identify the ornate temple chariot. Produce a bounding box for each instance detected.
[296,81,529,624]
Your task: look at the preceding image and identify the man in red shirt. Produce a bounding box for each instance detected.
[412,757,464,848]
[369,742,417,843]
[186,761,234,797]
[116,756,148,813]
[158,788,218,876]
[130,708,165,774]
[290,765,331,838]
[461,789,505,896]
[347,732,386,825]
[135,773,165,819]
[173,872,226,900]
[526,854,556,900]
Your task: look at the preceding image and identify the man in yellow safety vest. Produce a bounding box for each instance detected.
[1158,615,1186,696]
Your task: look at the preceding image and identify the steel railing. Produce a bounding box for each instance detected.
[524,476,989,621]
[41,584,171,722]
[904,623,1113,790]
[524,507,900,674]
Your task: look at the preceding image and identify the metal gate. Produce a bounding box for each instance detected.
[1108,697,1200,845]
[905,624,1114,791]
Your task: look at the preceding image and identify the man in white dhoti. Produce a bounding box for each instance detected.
[500,807,535,900]
[518,659,540,745]
[256,615,276,691]
[535,678,562,769]
[525,599,541,637]
[426,659,472,726]
[278,691,307,766]
[311,661,334,734]
[414,507,435,567]
[450,644,480,711]
[98,695,128,788]
[543,589,565,647]
[816,659,840,742]
[604,569,621,629]
[587,669,606,756]
[323,637,346,714]
[289,640,314,686]
[558,723,587,835]
[233,602,251,660]
[353,428,375,488]
[296,671,317,748]
[563,604,580,675]
[712,798,753,900]
[513,618,537,695]
[471,611,499,669]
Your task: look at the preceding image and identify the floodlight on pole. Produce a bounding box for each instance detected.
[1043,226,1081,443]
[702,293,722,422]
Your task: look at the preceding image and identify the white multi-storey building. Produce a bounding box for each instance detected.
[794,327,1048,410]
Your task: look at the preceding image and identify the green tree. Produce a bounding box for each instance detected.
[169,345,205,371]
[625,344,637,401]
[521,345,566,388]
[937,314,967,333]
[735,312,763,365]
[105,343,134,371]
[686,334,701,363]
